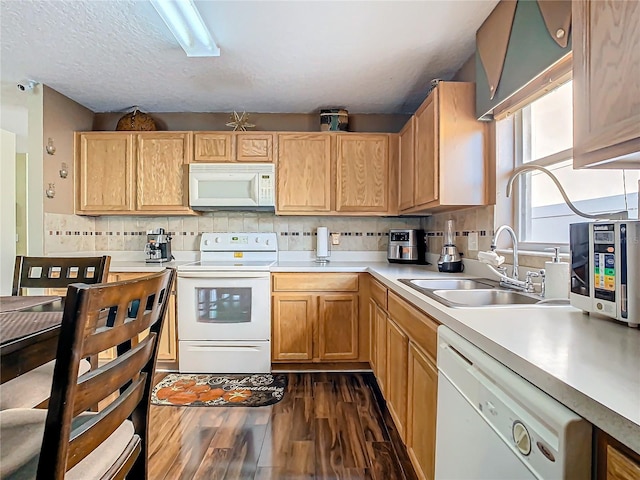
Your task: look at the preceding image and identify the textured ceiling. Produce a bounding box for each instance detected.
[0,0,498,114]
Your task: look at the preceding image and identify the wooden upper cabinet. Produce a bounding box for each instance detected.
[75,132,194,215]
[236,133,273,162]
[398,117,416,211]
[414,93,438,207]
[336,134,389,212]
[193,132,234,162]
[404,81,488,213]
[573,1,640,169]
[192,132,274,163]
[76,133,134,213]
[136,133,191,212]
[277,133,332,213]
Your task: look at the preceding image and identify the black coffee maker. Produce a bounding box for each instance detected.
[145,228,173,263]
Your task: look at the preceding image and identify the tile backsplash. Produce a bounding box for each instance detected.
[421,205,495,256]
[45,212,421,254]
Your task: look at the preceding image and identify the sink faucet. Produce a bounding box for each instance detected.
[486,225,543,294]
[491,225,519,280]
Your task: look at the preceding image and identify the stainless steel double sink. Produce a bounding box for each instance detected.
[398,278,569,308]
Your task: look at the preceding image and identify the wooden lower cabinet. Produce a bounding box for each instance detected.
[374,302,387,395]
[407,343,438,480]
[386,317,409,442]
[367,277,440,479]
[319,294,358,360]
[271,274,361,363]
[596,429,640,480]
[271,294,315,361]
[98,272,177,362]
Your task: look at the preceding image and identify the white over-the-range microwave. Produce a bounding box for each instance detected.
[189,163,275,209]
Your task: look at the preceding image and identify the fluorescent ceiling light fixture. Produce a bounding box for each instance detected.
[150,0,220,57]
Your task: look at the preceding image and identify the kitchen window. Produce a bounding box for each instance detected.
[511,80,639,250]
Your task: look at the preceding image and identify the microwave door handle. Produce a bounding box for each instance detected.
[252,175,260,206]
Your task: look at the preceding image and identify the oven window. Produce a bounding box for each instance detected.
[196,287,252,323]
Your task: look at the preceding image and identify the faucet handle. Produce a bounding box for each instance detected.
[525,270,545,294]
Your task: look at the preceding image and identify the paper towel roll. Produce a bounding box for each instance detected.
[316,227,329,258]
[545,261,570,299]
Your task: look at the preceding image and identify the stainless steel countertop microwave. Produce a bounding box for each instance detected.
[189,163,275,210]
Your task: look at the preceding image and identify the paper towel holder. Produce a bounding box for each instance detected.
[315,227,331,264]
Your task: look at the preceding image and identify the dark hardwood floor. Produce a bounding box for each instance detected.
[148,373,416,480]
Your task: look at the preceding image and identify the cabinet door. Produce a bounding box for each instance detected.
[407,343,438,480]
[369,299,377,372]
[374,304,387,395]
[573,1,640,169]
[76,133,134,213]
[236,133,273,162]
[414,91,438,207]
[193,132,234,162]
[398,118,415,211]
[386,317,409,442]
[158,286,177,362]
[136,133,191,212]
[277,134,332,213]
[272,293,315,361]
[319,293,359,360]
[596,430,640,480]
[336,134,389,212]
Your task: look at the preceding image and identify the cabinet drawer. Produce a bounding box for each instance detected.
[388,291,438,360]
[272,273,359,292]
[370,277,388,310]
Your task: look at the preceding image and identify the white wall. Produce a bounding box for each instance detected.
[1,130,17,295]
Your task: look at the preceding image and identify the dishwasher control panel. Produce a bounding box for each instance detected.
[436,327,592,480]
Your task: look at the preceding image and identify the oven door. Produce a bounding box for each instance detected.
[177,271,270,341]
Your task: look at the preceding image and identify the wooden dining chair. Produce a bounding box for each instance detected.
[0,256,111,411]
[12,255,111,296]
[0,268,175,480]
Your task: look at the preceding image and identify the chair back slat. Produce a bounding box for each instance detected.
[66,375,146,471]
[12,255,111,295]
[35,268,174,480]
[73,334,156,415]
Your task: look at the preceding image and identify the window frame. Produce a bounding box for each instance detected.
[512,105,574,253]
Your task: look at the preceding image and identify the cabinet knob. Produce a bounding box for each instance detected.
[556,28,565,39]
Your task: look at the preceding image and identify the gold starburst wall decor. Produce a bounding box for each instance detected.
[226,111,255,131]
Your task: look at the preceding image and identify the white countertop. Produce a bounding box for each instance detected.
[97,253,640,452]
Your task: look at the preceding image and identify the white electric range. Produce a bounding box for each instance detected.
[176,232,278,373]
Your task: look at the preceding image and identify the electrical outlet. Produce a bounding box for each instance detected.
[331,233,341,245]
[468,232,479,251]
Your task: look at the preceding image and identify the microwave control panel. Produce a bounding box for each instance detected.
[593,223,616,302]
[259,174,275,204]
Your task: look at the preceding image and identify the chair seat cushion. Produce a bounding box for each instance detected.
[0,359,91,410]
[0,408,135,480]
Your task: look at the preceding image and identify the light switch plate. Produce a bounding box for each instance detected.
[468,232,479,251]
[331,233,341,245]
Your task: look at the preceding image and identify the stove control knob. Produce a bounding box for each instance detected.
[265,239,270,246]
[255,237,261,243]
[203,239,210,246]
[215,237,222,243]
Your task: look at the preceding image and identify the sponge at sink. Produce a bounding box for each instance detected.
[477,250,505,267]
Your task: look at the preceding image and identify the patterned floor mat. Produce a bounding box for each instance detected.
[151,373,287,407]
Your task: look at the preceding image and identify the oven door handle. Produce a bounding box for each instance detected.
[177,271,270,279]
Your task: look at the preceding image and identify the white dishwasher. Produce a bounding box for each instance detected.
[435,326,592,480]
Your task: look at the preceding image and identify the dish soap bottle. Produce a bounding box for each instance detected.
[544,247,569,299]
